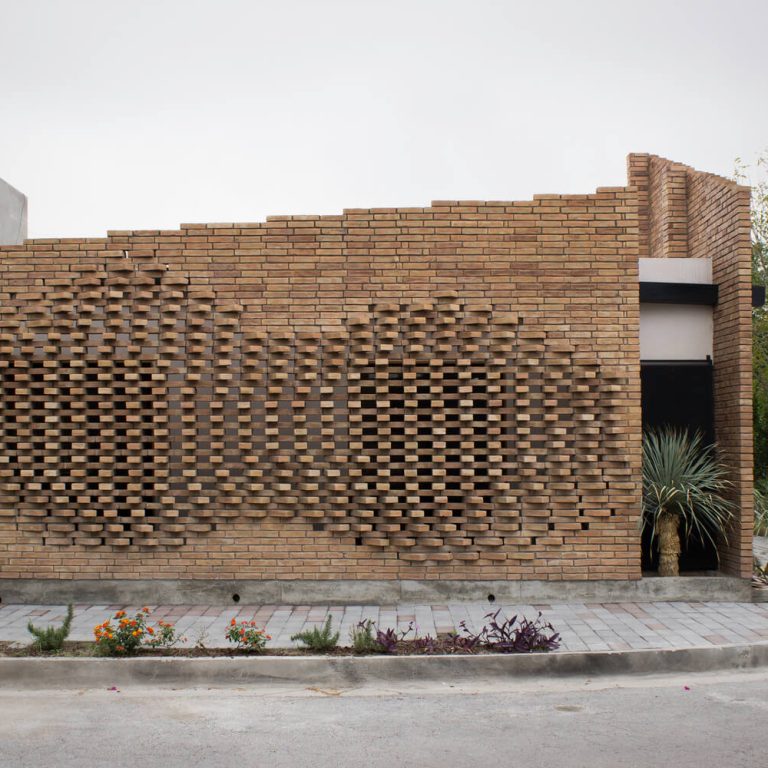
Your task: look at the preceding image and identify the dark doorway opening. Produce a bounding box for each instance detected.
[640,361,718,572]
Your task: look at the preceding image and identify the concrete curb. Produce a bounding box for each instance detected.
[2,642,768,689]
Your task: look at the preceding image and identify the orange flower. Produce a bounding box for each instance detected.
[141,606,150,613]
[116,645,125,652]
[230,618,236,626]
[266,635,272,640]
[147,626,155,635]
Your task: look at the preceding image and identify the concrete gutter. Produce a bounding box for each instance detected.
[3,642,768,689]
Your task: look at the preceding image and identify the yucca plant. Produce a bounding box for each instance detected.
[642,428,735,577]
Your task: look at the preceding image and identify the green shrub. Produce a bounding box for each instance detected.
[291,616,340,652]
[27,603,73,652]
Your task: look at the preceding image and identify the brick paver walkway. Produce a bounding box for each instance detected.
[3,601,768,651]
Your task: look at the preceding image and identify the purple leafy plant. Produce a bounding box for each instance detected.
[350,611,559,655]
[374,622,414,654]
[470,610,561,653]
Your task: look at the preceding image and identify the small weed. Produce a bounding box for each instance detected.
[350,619,380,653]
[192,626,210,651]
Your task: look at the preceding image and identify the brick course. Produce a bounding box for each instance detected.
[0,154,752,582]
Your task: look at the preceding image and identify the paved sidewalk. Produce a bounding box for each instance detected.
[3,601,768,652]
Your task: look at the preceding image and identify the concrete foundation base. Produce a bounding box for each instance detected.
[0,576,752,605]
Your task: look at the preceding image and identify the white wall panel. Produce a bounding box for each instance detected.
[640,304,713,361]
[639,258,712,284]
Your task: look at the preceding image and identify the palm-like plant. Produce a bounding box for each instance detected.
[642,428,735,577]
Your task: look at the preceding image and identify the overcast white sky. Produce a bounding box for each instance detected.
[1,0,766,238]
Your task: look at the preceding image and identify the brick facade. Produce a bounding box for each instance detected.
[630,154,754,578]
[0,154,752,584]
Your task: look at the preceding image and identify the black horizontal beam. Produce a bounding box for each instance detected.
[641,359,712,367]
[639,282,718,306]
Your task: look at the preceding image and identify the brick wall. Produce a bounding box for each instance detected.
[0,153,751,583]
[630,153,754,577]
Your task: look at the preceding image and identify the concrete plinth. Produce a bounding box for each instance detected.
[0,576,752,606]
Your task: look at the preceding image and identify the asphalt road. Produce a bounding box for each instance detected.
[1,670,767,767]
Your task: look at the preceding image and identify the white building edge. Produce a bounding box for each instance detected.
[0,177,28,246]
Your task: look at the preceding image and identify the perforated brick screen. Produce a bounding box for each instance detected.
[0,154,750,582]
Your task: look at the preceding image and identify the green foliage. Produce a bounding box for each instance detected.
[291,616,340,652]
[754,310,768,480]
[755,479,768,535]
[349,619,380,653]
[27,603,73,652]
[735,152,768,483]
[642,428,735,552]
